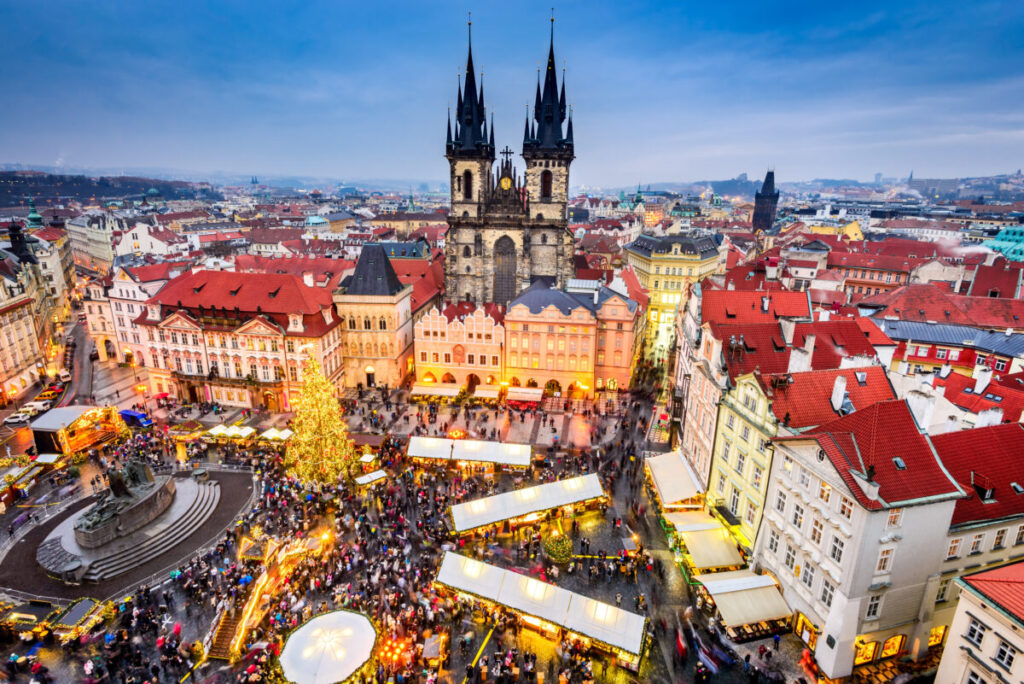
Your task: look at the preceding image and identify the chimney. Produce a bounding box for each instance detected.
[974,366,993,395]
[780,318,796,346]
[804,333,816,358]
[938,363,952,379]
[761,296,770,313]
[593,289,599,306]
[727,281,735,291]
[976,407,1004,428]
[830,375,847,412]
[906,390,936,431]
[819,310,831,322]
[302,272,314,287]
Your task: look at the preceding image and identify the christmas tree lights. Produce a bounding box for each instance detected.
[285,356,356,485]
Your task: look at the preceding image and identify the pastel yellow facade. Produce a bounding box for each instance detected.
[809,221,864,241]
[708,373,778,553]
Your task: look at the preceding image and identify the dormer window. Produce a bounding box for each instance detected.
[147,305,160,321]
[288,314,303,332]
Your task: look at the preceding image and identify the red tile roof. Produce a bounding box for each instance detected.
[619,266,649,310]
[854,317,895,346]
[409,278,440,314]
[124,260,193,283]
[441,302,506,325]
[29,227,67,242]
[932,371,1024,422]
[960,560,1024,625]
[784,400,964,510]
[234,255,354,289]
[701,290,811,325]
[764,366,896,430]
[967,259,1023,299]
[859,283,1024,330]
[930,423,1024,527]
[827,251,924,273]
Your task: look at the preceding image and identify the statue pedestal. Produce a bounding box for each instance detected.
[73,476,176,549]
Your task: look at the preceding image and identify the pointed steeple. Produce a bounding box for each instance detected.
[523,106,532,144]
[26,198,43,230]
[760,170,776,196]
[448,18,492,158]
[489,113,495,147]
[446,109,453,148]
[566,110,574,144]
[524,15,572,156]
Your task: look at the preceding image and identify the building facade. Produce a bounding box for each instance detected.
[67,211,123,274]
[443,28,575,306]
[413,303,505,388]
[136,270,345,410]
[332,244,415,389]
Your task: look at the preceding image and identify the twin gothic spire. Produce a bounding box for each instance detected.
[446,19,573,159]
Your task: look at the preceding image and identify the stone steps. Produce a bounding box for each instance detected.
[81,480,221,582]
[207,612,239,661]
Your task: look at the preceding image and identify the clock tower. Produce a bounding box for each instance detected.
[444,20,574,306]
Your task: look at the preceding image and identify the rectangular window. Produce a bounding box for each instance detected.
[876,548,893,573]
[726,413,735,430]
[716,474,726,495]
[751,465,764,490]
[829,536,844,563]
[810,519,823,545]
[970,533,985,554]
[865,595,881,620]
[936,578,951,603]
[840,496,854,520]
[1017,524,1024,545]
[467,354,475,365]
[740,425,750,442]
[432,353,439,363]
[965,671,985,684]
[936,348,947,360]
[775,491,787,513]
[768,529,779,554]
[801,563,815,589]
[444,353,451,364]
[995,641,1016,670]
[947,538,962,559]
[784,545,796,570]
[820,580,834,608]
[965,618,987,647]
[993,529,1007,549]
[735,451,745,475]
[744,501,757,525]
[887,508,903,528]
[729,487,740,515]
[492,356,499,366]
[818,482,832,503]
[792,504,804,529]
[420,352,427,362]
[798,467,811,488]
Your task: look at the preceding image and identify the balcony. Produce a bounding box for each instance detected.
[171,370,283,388]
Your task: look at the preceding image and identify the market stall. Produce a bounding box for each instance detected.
[30,405,128,457]
[410,383,461,401]
[278,609,378,684]
[355,470,386,487]
[449,473,606,535]
[406,436,531,472]
[433,552,648,671]
[50,598,105,643]
[663,510,744,574]
[695,569,791,642]
[506,387,543,407]
[645,451,703,510]
[471,385,501,402]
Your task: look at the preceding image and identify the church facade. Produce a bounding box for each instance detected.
[443,24,575,306]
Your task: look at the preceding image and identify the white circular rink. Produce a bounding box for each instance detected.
[279,610,378,684]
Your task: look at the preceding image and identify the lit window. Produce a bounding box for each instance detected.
[840,496,854,520]
[947,538,962,559]
[886,508,903,528]
[876,548,893,574]
[970,533,985,554]
[810,519,823,545]
[818,482,832,503]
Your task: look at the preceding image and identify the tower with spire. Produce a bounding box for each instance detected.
[444,16,575,306]
[752,170,780,233]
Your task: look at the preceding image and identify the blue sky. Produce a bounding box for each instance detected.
[1,0,1022,187]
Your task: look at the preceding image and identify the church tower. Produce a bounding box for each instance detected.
[752,170,779,233]
[444,19,574,306]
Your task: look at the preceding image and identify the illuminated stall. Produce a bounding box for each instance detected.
[30,406,128,457]
[406,436,531,473]
[433,552,648,671]
[449,474,606,536]
[505,386,543,408]
[663,511,744,575]
[694,569,791,643]
[278,609,378,684]
[410,383,461,402]
[354,470,386,488]
[644,451,703,511]
[50,598,106,643]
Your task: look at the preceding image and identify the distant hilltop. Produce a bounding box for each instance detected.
[0,171,217,206]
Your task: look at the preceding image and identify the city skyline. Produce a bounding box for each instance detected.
[1,0,1022,187]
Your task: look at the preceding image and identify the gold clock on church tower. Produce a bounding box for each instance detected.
[500,176,512,191]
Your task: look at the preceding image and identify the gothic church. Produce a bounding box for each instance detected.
[443,22,575,306]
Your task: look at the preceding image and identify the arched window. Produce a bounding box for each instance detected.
[463,170,473,200]
[348,317,356,330]
[540,170,553,200]
[379,317,387,330]
[363,317,371,330]
[462,245,471,258]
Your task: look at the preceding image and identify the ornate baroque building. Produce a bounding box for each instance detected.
[444,22,575,306]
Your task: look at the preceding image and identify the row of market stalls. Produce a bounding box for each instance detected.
[0,597,106,644]
[406,436,533,472]
[644,450,792,643]
[409,384,544,406]
[434,552,648,671]
[204,425,295,441]
[448,473,606,535]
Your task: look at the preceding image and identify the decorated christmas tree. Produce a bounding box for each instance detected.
[285,356,356,485]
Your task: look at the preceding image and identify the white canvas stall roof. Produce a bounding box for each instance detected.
[34,454,63,465]
[498,573,573,627]
[473,386,501,399]
[359,453,376,463]
[696,569,791,627]
[563,594,647,657]
[29,406,94,432]
[207,425,230,437]
[646,451,702,505]
[506,387,544,402]
[451,440,532,467]
[277,428,294,440]
[450,474,604,532]
[663,511,723,532]
[435,551,505,601]
[434,553,646,656]
[411,383,461,397]
[259,428,282,440]
[279,610,377,684]
[355,470,386,486]
[407,436,454,461]
[679,528,744,570]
